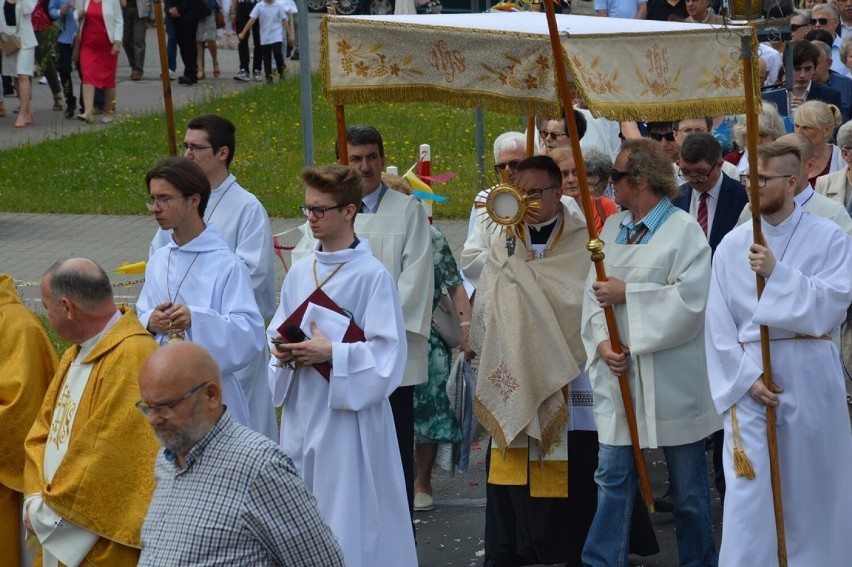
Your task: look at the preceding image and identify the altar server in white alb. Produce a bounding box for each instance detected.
[268,164,417,567]
[706,141,852,565]
[291,125,433,521]
[137,157,264,428]
[149,114,279,440]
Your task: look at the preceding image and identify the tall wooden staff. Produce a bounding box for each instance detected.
[327,0,348,164]
[741,32,787,566]
[152,0,177,156]
[541,0,654,513]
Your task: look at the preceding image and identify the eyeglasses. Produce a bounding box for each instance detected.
[790,23,809,31]
[649,131,676,142]
[813,17,836,25]
[522,184,558,199]
[540,129,568,141]
[300,204,346,218]
[135,382,208,419]
[145,195,185,211]
[678,163,719,182]
[493,160,521,175]
[182,143,213,153]
[610,168,630,182]
[739,174,791,187]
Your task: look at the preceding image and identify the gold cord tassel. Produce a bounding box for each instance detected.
[730,405,755,479]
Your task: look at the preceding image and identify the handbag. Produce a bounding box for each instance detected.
[431,292,460,349]
[0,32,21,56]
[215,9,225,29]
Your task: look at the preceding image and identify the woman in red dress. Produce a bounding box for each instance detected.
[76,0,122,123]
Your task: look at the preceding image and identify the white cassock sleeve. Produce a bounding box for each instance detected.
[231,205,277,319]
[753,236,852,336]
[704,251,764,413]
[328,273,407,411]
[396,200,434,342]
[185,264,264,376]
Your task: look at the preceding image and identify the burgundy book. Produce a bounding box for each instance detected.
[277,287,365,381]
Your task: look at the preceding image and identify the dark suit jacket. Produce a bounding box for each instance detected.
[823,71,852,123]
[674,173,749,254]
[807,82,844,117]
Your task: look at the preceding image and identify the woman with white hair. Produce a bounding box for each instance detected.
[815,119,852,211]
[724,102,787,176]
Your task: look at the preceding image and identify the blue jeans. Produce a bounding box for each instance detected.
[582,441,717,567]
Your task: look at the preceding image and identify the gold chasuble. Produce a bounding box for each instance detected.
[471,205,589,497]
[24,309,159,565]
[0,275,57,566]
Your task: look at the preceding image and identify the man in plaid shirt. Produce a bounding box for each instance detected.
[137,342,344,565]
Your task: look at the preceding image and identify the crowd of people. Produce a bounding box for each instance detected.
[0,101,849,567]
[0,0,296,126]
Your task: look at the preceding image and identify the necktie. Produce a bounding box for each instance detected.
[697,192,709,236]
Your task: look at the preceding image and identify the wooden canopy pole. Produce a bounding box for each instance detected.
[152,0,177,156]
[741,32,787,567]
[541,0,654,513]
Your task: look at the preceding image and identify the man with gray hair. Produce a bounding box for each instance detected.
[24,258,160,565]
[138,342,345,565]
[811,39,852,121]
[461,131,528,290]
[811,3,846,73]
[815,119,852,215]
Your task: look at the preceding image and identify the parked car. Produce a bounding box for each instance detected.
[307,0,395,14]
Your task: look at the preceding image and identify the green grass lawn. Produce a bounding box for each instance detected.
[0,75,523,219]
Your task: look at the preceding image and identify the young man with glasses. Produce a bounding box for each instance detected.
[137,157,265,430]
[292,125,433,533]
[150,114,278,440]
[138,342,345,565]
[582,138,719,567]
[24,258,159,565]
[706,140,852,565]
[269,164,418,567]
[672,117,740,184]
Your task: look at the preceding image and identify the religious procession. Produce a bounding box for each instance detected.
[2,1,852,566]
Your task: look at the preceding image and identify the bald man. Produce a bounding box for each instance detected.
[138,343,344,565]
[24,258,159,566]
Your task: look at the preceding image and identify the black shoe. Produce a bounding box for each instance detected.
[178,76,197,85]
[654,493,674,513]
[291,50,300,61]
[64,106,75,119]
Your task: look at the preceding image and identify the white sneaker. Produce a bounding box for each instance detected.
[414,492,434,511]
[253,70,263,82]
[169,69,177,80]
[38,76,48,85]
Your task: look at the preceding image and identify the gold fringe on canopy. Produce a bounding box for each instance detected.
[321,15,751,121]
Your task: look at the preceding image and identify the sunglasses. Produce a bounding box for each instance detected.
[494,159,521,173]
[813,17,835,25]
[610,168,630,182]
[540,129,568,140]
[790,23,808,31]
[649,131,676,142]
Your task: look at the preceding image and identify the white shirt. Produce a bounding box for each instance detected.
[250,0,288,45]
[688,173,723,236]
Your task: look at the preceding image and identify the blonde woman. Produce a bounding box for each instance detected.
[793,100,844,186]
[76,0,122,123]
[0,0,37,128]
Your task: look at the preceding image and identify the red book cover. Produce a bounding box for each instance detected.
[277,287,365,380]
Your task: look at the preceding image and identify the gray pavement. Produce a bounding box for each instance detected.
[0,5,720,565]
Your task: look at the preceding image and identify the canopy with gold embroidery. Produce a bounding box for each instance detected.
[321,13,753,122]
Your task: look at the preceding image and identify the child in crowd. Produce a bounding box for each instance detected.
[237,0,293,84]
